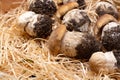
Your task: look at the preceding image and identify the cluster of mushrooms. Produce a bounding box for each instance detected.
[17,0,120,74]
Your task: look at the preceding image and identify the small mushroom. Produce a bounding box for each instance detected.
[18,11,53,38]
[94,14,117,40]
[89,50,120,74]
[29,0,57,17]
[62,9,91,32]
[95,1,119,19]
[48,24,101,59]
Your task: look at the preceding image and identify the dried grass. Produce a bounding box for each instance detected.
[0,0,120,80]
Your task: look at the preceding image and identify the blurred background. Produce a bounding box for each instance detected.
[1,0,24,13]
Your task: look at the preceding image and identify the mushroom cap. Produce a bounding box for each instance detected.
[29,0,57,17]
[89,51,117,73]
[101,22,120,51]
[101,22,120,38]
[62,9,90,32]
[60,31,100,59]
[26,14,53,38]
[17,11,36,30]
[95,1,119,19]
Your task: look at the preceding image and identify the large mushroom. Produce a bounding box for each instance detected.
[89,50,120,74]
[18,11,53,38]
[94,14,117,40]
[47,24,101,59]
[62,0,86,9]
[29,0,57,17]
[95,1,119,19]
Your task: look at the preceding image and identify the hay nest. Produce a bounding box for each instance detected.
[0,0,120,79]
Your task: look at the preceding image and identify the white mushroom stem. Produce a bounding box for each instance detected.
[89,51,118,74]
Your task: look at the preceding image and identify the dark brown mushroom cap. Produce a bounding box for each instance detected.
[95,1,119,19]
[47,24,101,59]
[29,0,57,17]
[101,22,120,51]
[62,9,91,32]
[60,31,101,59]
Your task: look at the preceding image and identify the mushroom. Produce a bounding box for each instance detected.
[47,24,67,56]
[62,9,91,32]
[94,14,117,40]
[18,11,53,38]
[29,0,57,17]
[17,11,36,30]
[55,1,79,18]
[101,22,120,51]
[94,14,120,51]
[89,50,120,74]
[95,1,119,19]
[47,24,101,59]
